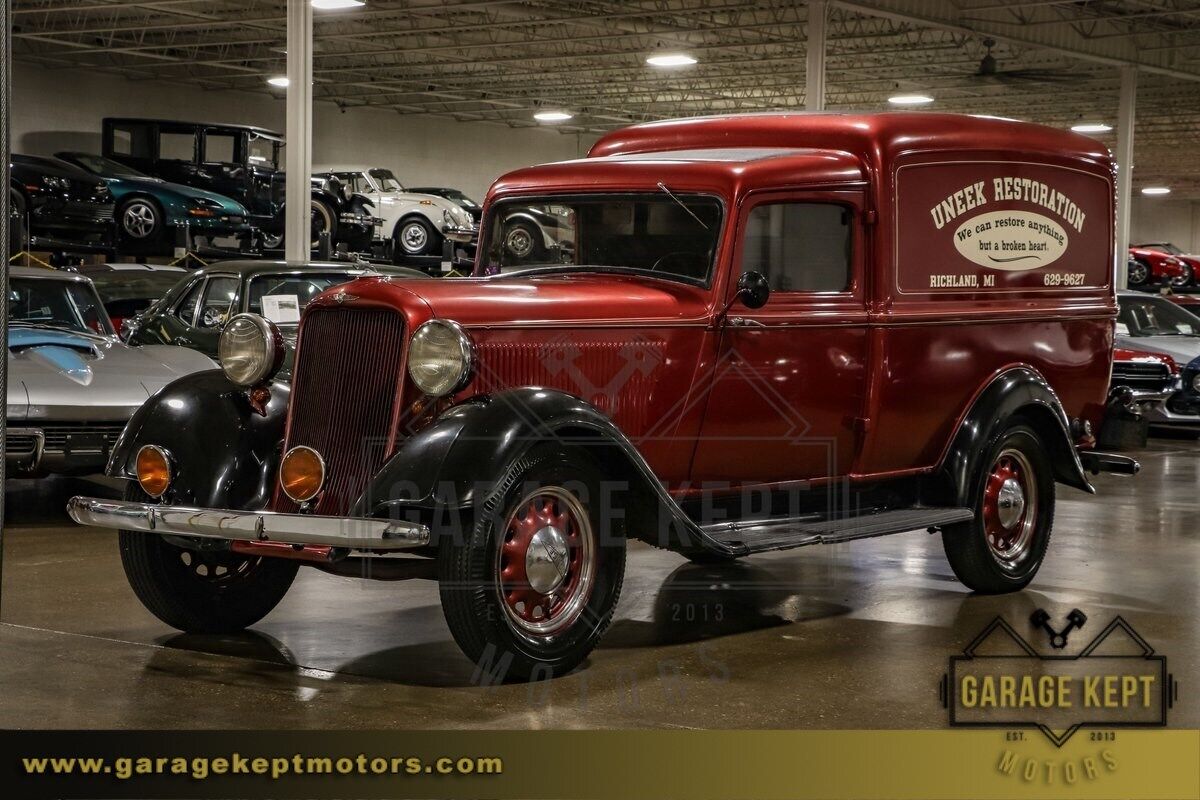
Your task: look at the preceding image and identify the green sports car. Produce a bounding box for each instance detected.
[55,152,252,253]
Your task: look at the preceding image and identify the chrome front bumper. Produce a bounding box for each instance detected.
[66,496,430,551]
[441,223,477,243]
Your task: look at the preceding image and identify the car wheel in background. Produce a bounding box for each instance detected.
[1126,259,1150,287]
[119,198,163,245]
[1171,262,1194,289]
[394,216,442,259]
[504,221,542,261]
[310,199,336,249]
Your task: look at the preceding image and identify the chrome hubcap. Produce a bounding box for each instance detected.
[525,525,570,594]
[505,227,533,258]
[983,448,1038,570]
[497,487,595,637]
[996,477,1026,529]
[123,203,156,238]
[401,222,427,252]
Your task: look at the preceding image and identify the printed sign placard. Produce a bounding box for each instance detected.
[896,161,1112,293]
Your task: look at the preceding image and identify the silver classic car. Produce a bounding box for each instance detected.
[6,267,215,476]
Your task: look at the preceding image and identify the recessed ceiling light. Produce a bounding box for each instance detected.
[534,110,573,122]
[1141,186,1171,196]
[888,94,934,106]
[311,0,364,9]
[1071,122,1112,134]
[646,53,698,67]
[267,76,290,87]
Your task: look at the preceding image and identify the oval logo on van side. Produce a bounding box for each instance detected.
[953,210,1068,271]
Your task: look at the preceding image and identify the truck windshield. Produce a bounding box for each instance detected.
[481,193,722,284]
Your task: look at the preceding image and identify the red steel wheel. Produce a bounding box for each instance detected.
[497,486,596,637]
[981,448,1038,571]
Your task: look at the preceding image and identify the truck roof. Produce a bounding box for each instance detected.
[490,146,865,197]
[589,112,1111,172]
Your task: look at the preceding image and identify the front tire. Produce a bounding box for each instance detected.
[310,199,336,249]
[118,198,163,246]
[118,484,299,633]
[942,423,1055,594]
[1127,259,1150,287]
[504,221,543,262]
[393,216,442,259]
[438,445,626,680]
[1171,262,1194,289]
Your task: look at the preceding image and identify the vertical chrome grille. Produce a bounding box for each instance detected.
[276,307,406,516]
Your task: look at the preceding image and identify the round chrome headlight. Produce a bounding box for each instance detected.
[1191,373,1200,392]
[217,313,285,387]
[408,319,474,396]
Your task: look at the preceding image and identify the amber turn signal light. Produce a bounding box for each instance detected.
[280,446,325,504]
[135,445,172,498]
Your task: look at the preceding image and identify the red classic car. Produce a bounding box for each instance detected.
[1128,246,1188,288]
[69,113,1136,679]
[1134,243,1200,288]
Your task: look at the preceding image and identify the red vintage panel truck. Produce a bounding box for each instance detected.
[70,113,1135,679]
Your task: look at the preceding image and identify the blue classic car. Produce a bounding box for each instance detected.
[55,152,251,253]
[6,267,216,476]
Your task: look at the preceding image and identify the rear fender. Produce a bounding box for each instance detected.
[933,366,1093,505]
[107,369,289,510]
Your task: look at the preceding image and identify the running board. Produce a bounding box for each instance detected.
[701,506,975,554]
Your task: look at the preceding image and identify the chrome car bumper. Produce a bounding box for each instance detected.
[66,496,430,551]
[442,223,477,243]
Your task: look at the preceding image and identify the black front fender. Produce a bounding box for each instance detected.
[934,366,1093,505]
[108,369,290,510]
[352,388,738,558]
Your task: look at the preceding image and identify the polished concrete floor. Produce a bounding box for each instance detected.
[1,437,1197,730]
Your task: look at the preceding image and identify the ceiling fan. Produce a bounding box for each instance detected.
[972,38,1083,84]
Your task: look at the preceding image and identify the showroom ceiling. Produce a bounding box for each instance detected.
[12,0,1200,194]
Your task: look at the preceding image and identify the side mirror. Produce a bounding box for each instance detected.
[737,271,771,309]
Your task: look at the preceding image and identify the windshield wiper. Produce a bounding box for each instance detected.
[657,182,709,230]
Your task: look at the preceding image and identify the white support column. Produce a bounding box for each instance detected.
[1115,65,1137,289]
[285,0,314,262]
[806,0,827,112]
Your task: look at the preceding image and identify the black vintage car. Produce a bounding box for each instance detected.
[101,118,379,252]
[9,154,116,253]
[123,260,426,369]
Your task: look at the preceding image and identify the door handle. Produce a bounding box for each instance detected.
[728,316,766,328]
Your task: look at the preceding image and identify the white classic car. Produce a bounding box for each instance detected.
[313,166,476,262]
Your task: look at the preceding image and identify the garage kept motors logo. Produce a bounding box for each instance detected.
[941,609,1178,746]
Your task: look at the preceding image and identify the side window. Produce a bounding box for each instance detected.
[173,279,204,326]
[159,131,196,162]
[741,202,852,293]
[204,132,238,164]
[197,276,239,329]
[109,124,153,158]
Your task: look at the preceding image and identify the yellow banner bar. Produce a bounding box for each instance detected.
[4,729,1198,799]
